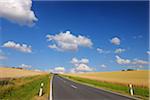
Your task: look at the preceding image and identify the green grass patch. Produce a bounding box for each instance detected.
[0,74,50,100]
[61,75,149,100]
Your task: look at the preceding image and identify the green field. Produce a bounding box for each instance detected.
[61,75,149,100]
[0,74,51,100]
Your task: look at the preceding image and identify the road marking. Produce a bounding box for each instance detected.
[58,77,66,83]
[50,75,53,100]
[58,77,64,81]
[71,85,77,89]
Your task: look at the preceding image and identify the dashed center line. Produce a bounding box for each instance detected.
[58,77,66,83]
[71,85,77,89]
[58,77,77,89]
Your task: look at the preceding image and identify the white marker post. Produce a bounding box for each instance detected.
[129,84,134,96]
[39,83,44,96]
[50,75,53,100]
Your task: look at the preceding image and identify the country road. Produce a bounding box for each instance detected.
[52,75,135,100]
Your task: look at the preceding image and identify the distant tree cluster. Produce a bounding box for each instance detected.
[11,67,23,70]
[122,69,135,71]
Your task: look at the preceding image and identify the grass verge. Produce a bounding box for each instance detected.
[0,74,51,100]
[61,75,149,100]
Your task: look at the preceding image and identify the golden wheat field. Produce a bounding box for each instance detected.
[0,67,47,78]
[66,70,149,88]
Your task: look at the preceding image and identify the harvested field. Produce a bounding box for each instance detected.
[0,67,47,78]
[66,70,149,88]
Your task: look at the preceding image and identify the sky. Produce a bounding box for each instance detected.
[0,0,149,73]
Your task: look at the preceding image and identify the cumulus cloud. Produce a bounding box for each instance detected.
[70,57,93,73]
[115,48,125,53]
[74,64,93,72]
[100,64,107,68]
[110,37,121,45]
[147,51,150,55]
[0,0,38,26]
[2,41,32,53]
[115,55,149,69]
[19,64,32,69]
[97,48,103,53]
[80,58,89,64]
[46,31,93,51]
[53,67,65,74]
[127,65,145,69]
[115,55,130,64]
[115,55,149,65]
[71,57,89,66]
[97,48,110,54]
[48,44,58,50]
[47,67,65,74]
[70,57,79,66]
[132,59,149,65]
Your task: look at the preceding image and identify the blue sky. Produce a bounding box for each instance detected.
[0,1,149,72]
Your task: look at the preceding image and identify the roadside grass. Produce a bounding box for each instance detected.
[61,75,149,100]
[0,74,51,100]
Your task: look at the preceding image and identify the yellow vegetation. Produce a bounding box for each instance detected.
[66,70,149,88]
[0,67,47,78]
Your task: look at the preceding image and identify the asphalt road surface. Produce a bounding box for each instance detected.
[52,75,135,100]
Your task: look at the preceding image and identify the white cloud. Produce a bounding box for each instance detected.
[132,59,149,65]
[97,48,110,54]
[48,44,59,50]
[147,51,150,55]
[97,48,103,53]
[0,0,38,26]
[71,57,89,66]
[54,67,65,74]
[128,65,144,69]
[115,55,149,69]
[70,57,93,73]
[71,57,79,66]
[75,64,93,72]
[115,55,149,65]
[19,64,32,69]
[80,58,89,64]
[115,48,125,53]
[70,68,76,73]
[100,64,107,68]
[47,69,53,73]
[46,31,93,51]
[3,41,32,53]
[47,67,65,74]
[115,55,130,64]
[110,37,121,45]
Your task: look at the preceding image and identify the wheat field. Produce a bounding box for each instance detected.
[0,67,47,78]
[66,70,149,88]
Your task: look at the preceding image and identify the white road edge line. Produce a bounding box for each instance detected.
[71,85,77,89]
[50,75,54,100]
